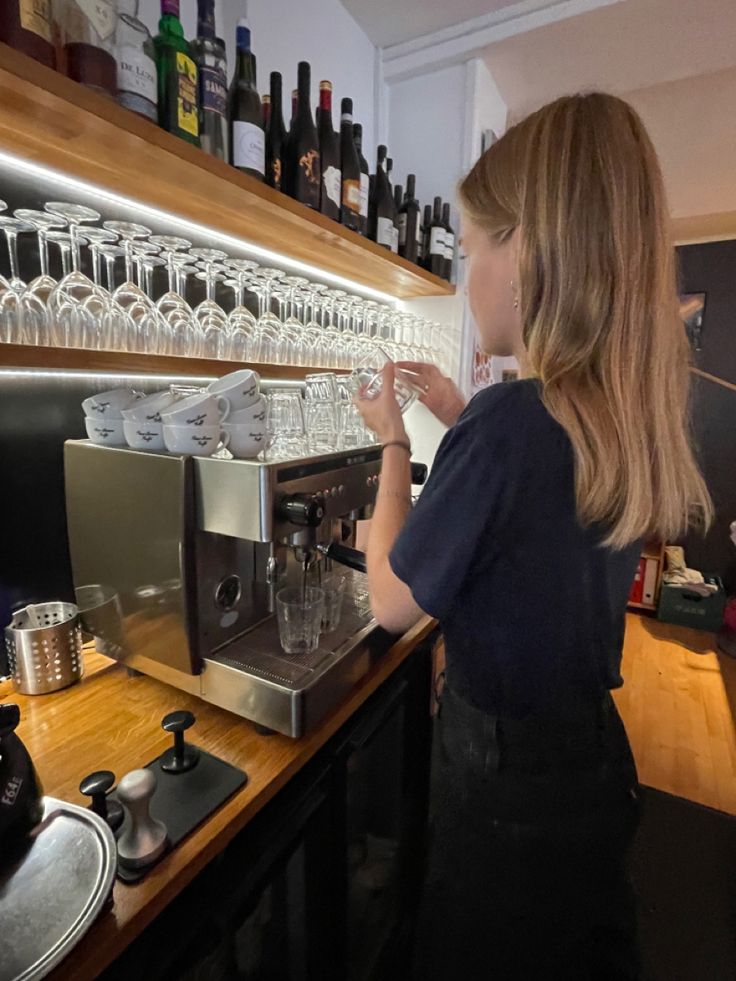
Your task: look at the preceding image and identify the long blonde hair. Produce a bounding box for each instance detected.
[459,92,712,548]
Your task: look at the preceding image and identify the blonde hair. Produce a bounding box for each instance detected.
[459,92,712,548]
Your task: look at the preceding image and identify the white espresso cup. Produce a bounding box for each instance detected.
[163,423,229,456]
[222,422,267,459]
[82,388,140,420]
[123,420,165,452]
[121,390,177,424]
[85,417,126,445]
[160,392,230,428]
[227,395,267,427]
[207,369,260,413]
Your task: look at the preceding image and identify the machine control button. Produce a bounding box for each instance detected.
[338,485,345,495]
[214,575,242,611]
[330,487,338,498]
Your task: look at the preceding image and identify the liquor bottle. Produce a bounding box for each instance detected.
[154,0,199,146]
[262,93,271,127]
[192,0,227,161]
[265,71,287,192]
[398,174,421,264]
[368,145,394,250]
[317,81,340,222]
[0,1,55,68]
[115,0,157,122]
[227,17,264,180]
[352,123,369,236]
[339,98,362,232]
[286,61,320,210]
[57,0,118,96]
[421,203,432,269]
[428,197,446,277]
[442,202,455,282]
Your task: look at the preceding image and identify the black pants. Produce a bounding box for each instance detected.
[410,684,642,980]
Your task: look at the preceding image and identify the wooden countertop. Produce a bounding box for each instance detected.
[1,617,436,981]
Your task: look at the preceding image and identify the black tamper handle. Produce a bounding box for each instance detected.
[410,462,428,485]
[161,710,199,773]
[79,769,124,832]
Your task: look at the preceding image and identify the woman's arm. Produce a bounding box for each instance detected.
[396,361,467,428]
[356,364,426,633]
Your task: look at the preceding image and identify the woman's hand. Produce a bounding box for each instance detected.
[355,362,409,445]
[396,361,466,428]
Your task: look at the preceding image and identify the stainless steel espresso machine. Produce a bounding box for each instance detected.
[63,440,409,737]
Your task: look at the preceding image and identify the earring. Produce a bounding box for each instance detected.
[510,280,519,310]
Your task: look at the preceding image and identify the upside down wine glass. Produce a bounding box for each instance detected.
[103,221,159,355]
[13,209,65,306]
[46,202,104,349]
[225,259,258,361]
[149,235,193,356]
[0,217,48,345]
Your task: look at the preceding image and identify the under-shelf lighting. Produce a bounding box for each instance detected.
[0,149,401,306]
[0,368,217,383]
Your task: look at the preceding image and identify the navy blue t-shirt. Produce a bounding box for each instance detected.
[390,379,641,719]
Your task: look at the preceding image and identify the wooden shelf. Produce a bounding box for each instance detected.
[0,343,316,379]
[0,44,453,301]
[628,600,657,612]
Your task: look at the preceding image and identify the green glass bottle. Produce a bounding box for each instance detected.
[154,0,200,147]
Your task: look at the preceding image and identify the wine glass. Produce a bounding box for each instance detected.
[149,236,194,356]
[302,282,329,366]
[14,209,65,305]
[174,261,205,356]
[250,268,285,364]
[103,222,160,355]
[97,244,127,350]
[189,248,229,360]
[224,259,258,362]
[0,217,48,345]
[45,202,105,349]
[321,289,346,368]
[46,230,73,279]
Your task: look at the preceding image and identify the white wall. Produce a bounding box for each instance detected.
[139,0,378,150]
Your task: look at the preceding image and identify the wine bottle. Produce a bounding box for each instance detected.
[317,81,341,221]
[290,89,297,126]
[192,0,228,161]
[428,197,446,277]
[394,184,403,213]
[398,174,421,264]
[339,98,362,232]
[287,61,321,210]
[385,157,399,253]
[442,202,455,282]
[265,71,287,192]
[228,17,264,180]
[57,0,117,96]
[369,145,394,250]
[352,123,369,236]
[0,1,55,68]
[154,0,199,146]
[116,0,157,123]
[421,203,432,269]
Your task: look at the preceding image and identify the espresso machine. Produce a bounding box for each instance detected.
[64,440,418,737]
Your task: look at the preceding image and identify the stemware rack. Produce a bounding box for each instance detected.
[0,44,454,307]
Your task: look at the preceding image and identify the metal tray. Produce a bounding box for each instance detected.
[0,796,117,981]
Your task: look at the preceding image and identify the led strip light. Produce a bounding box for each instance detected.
[0,149,402,306]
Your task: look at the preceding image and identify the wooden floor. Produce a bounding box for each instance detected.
[615,613,736,816]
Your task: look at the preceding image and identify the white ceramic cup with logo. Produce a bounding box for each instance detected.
[82,388,140,420]
[207,369,260,413]
[121,390,177,424]
[85,417,126,445]
[123,420,166,452]
[162,423,229,456]
[227,395,267,427]
[160,392,230,428]
[222,423,267,459]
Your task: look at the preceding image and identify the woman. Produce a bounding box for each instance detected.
[356,93,712,980]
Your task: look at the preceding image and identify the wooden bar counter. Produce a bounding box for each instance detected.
[1,616,437,981]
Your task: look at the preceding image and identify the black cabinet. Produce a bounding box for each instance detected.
[101,640,435,981]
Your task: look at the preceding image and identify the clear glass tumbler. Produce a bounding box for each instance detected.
[321,573,346,633]
[276,586,325,655]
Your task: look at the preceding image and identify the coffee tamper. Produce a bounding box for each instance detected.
[160,710,199,773]
[116,768,168,870]
[79,770,124,833]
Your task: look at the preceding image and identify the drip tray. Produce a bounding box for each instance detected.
[202,577,393,737]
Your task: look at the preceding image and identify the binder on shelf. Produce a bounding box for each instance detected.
[642,558,660,606]
[629,557,645,605]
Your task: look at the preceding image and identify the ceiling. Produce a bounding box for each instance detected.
[340,0,525,48]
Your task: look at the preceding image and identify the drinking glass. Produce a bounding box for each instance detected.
[350,347,420,413]
[276,587,325,655]
[103,222,159,354]
[305,372,338,402]
[149,236,195,356]
[282,275,310,365]
[321,573,346,633]
[45,202,104,348]
[321,288,346,368]
[194,266,230,359]
[301,282,329,365]
[250,269,284,364]
[14,209,65,305]
[266,389,308,460]
[46,231,73,278]
[174,262,205,356]
[336,375,369,449]
[0,217,48,345]
[224,259,258,361]
[305,400,339,455]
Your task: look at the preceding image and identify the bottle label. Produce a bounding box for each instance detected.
[233,121,265,174]
[19,0,52,42]
[359,174,369,219]
[323,165,342,208]
[74,0,116,41]
[176,53,199,137]
[270,156,283,191]
[199,65,227,118]
[298,149,321,189]
[117,42,157,106]
[342,178,361,212]
[444,232,455,261]
[430,227,446,255]
[397,213,407,247]
[416,219,423,246]
[391,225,399,254]
[376,217,394,248]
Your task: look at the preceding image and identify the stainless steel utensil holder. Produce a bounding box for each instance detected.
[4,602,84,695]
